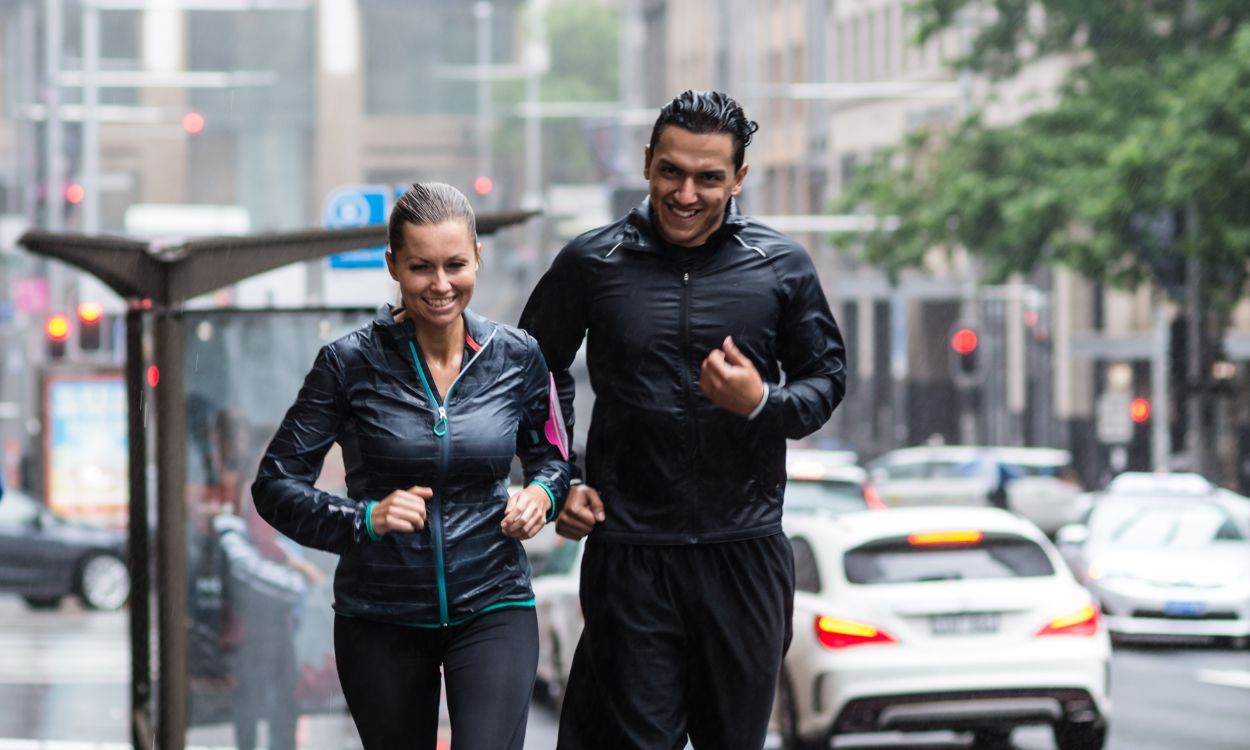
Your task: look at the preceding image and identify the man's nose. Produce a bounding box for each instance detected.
[675,177,698,203]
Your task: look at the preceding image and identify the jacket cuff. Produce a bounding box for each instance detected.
[529,481,558,522]
[363,500,381,542]
[746,383,771,421]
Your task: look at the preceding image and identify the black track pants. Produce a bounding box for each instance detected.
[557,533,795,750]
[334,607,538,750]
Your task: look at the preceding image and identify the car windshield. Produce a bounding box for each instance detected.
[536,539,581,577]
[1089,499,1245,547]
[844,534,1055,584]
[785,480,865,514]
[0,491,41,524]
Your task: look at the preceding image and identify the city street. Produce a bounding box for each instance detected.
[0,598,1246,749]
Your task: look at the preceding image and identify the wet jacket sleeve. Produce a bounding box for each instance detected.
[516,336,571,520]
[518,244,587,479]
[754,248,847,439]
[252,345,365,554]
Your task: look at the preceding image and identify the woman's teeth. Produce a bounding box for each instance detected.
[424,297,455,308]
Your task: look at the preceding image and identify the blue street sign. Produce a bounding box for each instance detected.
[324,185,391,269]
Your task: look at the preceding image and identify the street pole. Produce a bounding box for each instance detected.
[1183,0,1206,478]
[1150,304,1171,469]
[474,1,493,208]
[82,0,101,233]
[44,0,64,231]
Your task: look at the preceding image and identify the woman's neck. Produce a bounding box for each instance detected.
[412,315,465,365]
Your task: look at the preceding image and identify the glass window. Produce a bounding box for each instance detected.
[1089,499,1245,546]
[791,536,822,593]
[0,491,40,525]
[844,535,1055,584]
[785,479,866,514]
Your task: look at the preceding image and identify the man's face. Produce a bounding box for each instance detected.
[644,126,748,248]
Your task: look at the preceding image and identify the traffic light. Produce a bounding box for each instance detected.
[950,325,980,383]
[77,302,103,351]
[1129,397,1151,424]
[46,314,71,359]
[473,175,494,196]
[182,111,205,136]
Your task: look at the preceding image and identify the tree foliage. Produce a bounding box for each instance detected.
[839,0,1250,311]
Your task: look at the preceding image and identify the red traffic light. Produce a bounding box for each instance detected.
[65,182,85,205]
[951,327,979,355]
[1129,398,1150,423]
[473,175,494,196]
[182,111,205,135]
[146,365,160,388]
[46,314,72,342]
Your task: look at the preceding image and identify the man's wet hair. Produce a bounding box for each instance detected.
[388,181,478,255]
[649,90,760,171]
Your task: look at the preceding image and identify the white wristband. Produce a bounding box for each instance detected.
[746,383,770,421]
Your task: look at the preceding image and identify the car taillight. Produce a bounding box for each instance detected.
[1036,604,1100,637]
[907,530,983,546]
[863,483,887,511]
[815,615,897,649]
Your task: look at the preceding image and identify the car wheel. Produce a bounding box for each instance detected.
[1054,719,1107,750]
[774,671,825,750]
[77,552,130,611]
[970,728,1013,749]
[22,594,63,609]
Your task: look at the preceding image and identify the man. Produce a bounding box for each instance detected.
[520,90,846,749]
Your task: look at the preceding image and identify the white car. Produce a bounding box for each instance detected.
[1058,489,1250,646]
[786,451,885,515]
[776,507,1110,750]
[868,446,1084,534]
[531,534,584,703]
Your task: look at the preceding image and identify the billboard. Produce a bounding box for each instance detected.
[43,372,129,527]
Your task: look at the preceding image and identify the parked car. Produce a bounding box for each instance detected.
[786,449,885,515]
[775,507,1110,750]
[0,487,130,611]
[868,446,1083,534]
[1056,488,1250,647]
[532,535,584,703]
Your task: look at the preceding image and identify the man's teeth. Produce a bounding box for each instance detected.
[424,297,455,308]
[672,207,697,218]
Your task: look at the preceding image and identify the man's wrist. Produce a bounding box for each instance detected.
[746,382,770,420]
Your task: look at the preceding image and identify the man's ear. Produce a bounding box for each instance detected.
[731,163,749,197]
[643,143,653,180]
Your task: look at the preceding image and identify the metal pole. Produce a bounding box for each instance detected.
[155,306,188,750]
[1150,304,1171,469]
[125,304,153,749]
[82,0,101,233]
[17,1,38,223]
[474,1,493,206]
[44,0,64,231]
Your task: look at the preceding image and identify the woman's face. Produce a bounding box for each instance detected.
[386,219,480,332]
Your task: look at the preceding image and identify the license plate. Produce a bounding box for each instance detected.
[1164,601,1207,617]
[929,612,1001,636]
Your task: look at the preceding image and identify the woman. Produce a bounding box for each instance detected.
[253,182,570,749]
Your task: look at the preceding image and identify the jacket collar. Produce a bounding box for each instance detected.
[375,304,496,347]
[618,196,748,253]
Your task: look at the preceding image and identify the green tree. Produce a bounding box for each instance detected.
[839,1,1250,317]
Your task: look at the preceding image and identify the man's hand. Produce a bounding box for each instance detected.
[372,485,432,535]
[699,336,765,417]
[555,484,605,540]
[501,484,552,540]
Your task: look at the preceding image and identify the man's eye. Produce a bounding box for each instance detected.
[661,165,680,176]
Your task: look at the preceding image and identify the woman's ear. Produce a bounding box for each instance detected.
[475,242,483,269]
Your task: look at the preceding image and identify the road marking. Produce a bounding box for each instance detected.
[1196,669,1250,690]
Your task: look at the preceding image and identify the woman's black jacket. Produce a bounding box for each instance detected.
[253,307,570,626]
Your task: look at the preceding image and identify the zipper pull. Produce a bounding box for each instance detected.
[683,272,689,286]
[433,406,448,437]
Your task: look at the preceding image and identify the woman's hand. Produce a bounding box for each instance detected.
[372,486,432,535]
[501,485,552,541]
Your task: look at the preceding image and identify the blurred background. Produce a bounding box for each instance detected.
[2,1,1250,749]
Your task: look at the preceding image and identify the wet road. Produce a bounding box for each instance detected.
[0,597,1246,749]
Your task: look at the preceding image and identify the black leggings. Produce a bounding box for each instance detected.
[334,607,539,750]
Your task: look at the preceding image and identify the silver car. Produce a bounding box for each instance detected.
[1058,491,1250,646]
